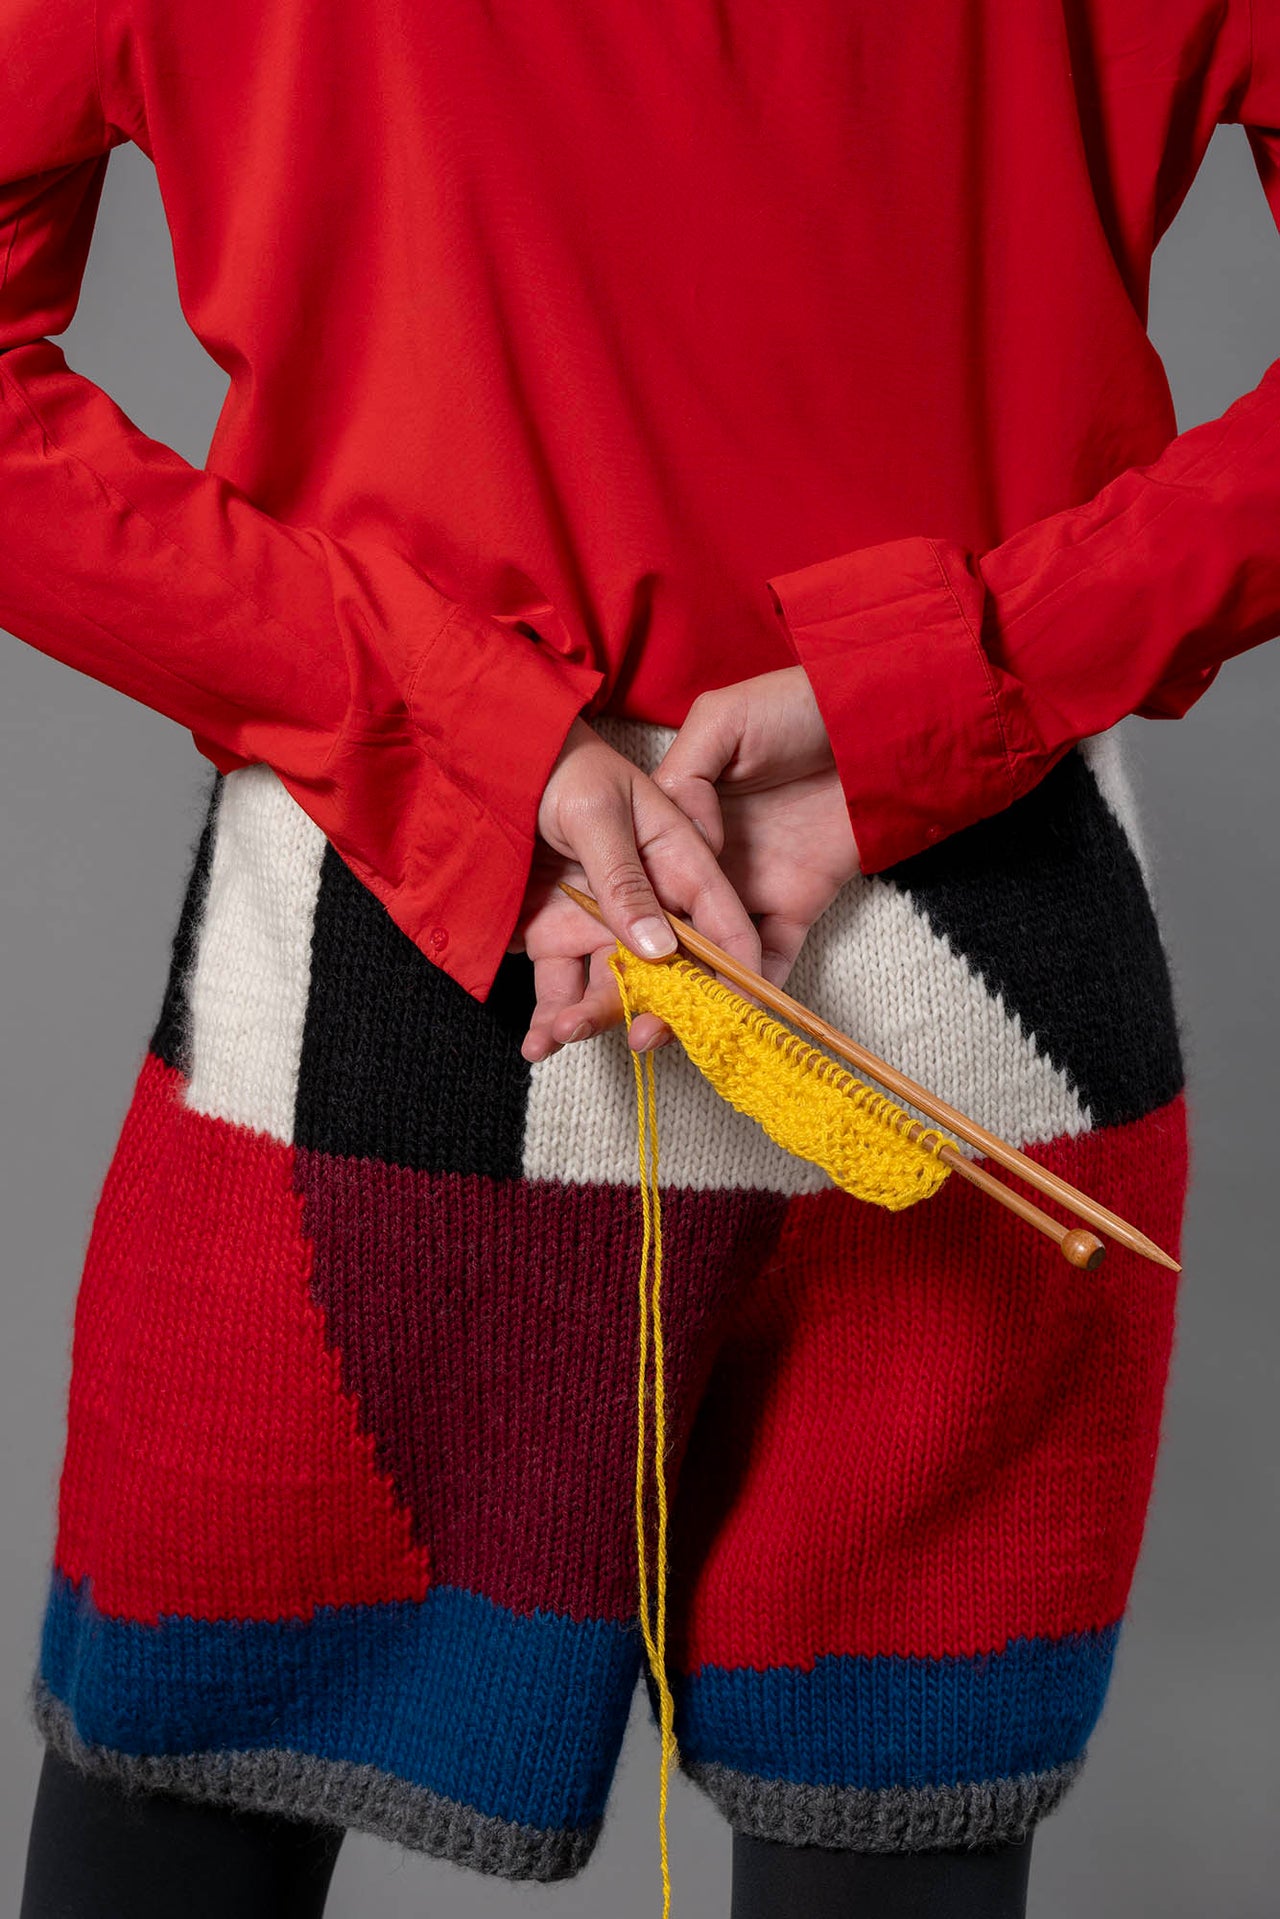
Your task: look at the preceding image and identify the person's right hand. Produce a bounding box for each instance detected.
[510,718,761,1064]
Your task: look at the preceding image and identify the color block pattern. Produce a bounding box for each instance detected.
[34,721,1189,1880]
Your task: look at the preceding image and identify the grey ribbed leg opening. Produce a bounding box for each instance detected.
[682,1750,1086,1852]
[30,1678,602,1884]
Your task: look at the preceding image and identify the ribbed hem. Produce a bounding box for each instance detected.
[30,1679,601,1884]
[681,1751,1086,1852]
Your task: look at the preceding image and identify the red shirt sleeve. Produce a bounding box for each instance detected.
[764,0,1280,875]
[0,0,600,1000]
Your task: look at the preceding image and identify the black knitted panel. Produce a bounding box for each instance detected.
[294,845,537,1176]
[148,772,222,1076]
[881,749,1184,1129]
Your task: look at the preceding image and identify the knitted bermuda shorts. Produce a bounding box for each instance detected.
[30,718,1189,1884]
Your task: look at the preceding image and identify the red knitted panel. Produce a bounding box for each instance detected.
[54,1052,430,1623]
[667,1095,1190,1670]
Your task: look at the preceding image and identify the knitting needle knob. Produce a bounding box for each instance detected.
[1061,1226,1107,1270]
[931,1141,1106,1270]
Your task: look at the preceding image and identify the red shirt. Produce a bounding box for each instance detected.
[2,0,1278,999]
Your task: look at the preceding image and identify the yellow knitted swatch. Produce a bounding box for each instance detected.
[609,944,958,1916]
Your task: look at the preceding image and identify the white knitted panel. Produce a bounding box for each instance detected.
[521,720,1088,1192]
[183,765,326,1143]
[1079,725,1153,887]
[788,877,1090,1150]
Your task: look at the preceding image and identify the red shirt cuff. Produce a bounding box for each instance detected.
[765,533,1023,871]
[282,607,602,1002]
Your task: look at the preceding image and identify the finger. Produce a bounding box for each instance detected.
[587,948,674,1052]
[522,953,587,1062]
[548,962,627,1043]
[754,912,813,989]
[652,692,739,853]
[653,766,725,856]
[628,1011,673,1051]
[564,948,674,1052]
[527,941,674,1055]
[526,941,635,1057]
[574,790,681,961]
[637,796,763,979]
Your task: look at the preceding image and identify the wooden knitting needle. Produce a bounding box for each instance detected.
[895,1117,1108,1270]
[558,892,1102,1271]
[559,882,1180,1274]
[560,889,1103,1271]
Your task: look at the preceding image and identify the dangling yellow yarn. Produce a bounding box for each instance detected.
[609,943,959,1915]
[624,1005,679,1919]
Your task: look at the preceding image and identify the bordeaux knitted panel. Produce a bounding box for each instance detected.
[295,1153,787,1616]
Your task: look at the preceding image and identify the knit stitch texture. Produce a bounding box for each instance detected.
[31,720,1189,1882]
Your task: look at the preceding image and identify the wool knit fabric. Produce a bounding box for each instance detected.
[608,946,958,1210]
[33,717,1188,1883]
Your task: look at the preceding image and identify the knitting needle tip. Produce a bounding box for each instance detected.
[1140,1240,1182,1274]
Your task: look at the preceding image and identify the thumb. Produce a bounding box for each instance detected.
[653,692,740,855]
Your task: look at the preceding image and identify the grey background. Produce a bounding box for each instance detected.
[1,124,1277,1917]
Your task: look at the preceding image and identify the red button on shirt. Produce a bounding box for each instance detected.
[2,0,1279,999]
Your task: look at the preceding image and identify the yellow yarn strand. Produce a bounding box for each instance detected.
[610,943,960,1916]
[617,961,678,1919]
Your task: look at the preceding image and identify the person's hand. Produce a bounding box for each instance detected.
[653,666,860,987]
[511,717,761,1063]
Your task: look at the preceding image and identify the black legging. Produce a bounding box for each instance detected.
[731,1828,1034,1918]
[20,1749,345,1919]
[21,1747,1033,1918]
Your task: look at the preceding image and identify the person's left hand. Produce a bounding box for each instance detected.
[653,665,861,988]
